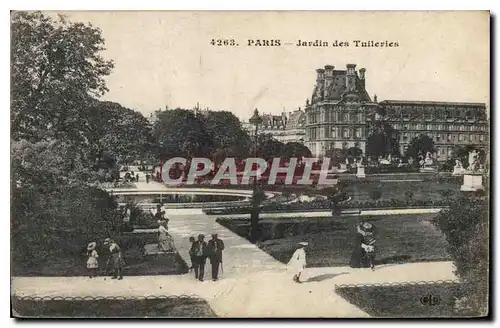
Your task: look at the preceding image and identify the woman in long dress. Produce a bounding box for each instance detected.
[86,242,99,278]
[288,242,308,283]
[158,220,175,252]
[350,222,375,268]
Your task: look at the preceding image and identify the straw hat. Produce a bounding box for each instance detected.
[361,222,373,230]
[103,238,112,245]
[87,242,96,250]
[298,242,309,247]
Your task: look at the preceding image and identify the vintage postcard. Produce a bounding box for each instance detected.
[10,11,490,318]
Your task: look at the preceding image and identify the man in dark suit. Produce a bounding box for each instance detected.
[190,234,208,281]
[207,234,225,281]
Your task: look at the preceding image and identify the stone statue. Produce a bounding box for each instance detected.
[398,159,403,167]
[424,152,433,166]
[468,150,479,168]
[468,156,480,173]
[359,156,364,166]
[455,159,463,169]
[345,157,349,165]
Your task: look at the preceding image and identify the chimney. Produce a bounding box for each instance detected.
[324,65,335,99]
[359,68,366,89]
[313,69,325,102]
[346,64,357,91]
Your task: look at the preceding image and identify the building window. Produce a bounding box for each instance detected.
[331,127,336,138]
[479,135,485,142]
[343,127,349,138]
[324,127,330,138]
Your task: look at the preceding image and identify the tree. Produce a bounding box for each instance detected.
[250,185,266,242]
[366,121,400,158]
[257,134,285,160]
[200,111,252,158]
[152,108,213,159]
[11,12,114,142]
[435,196,488,315]
[280,142,312,159]
[326,148,347,166]
[11,140,122,273]
[84,100,153,167]
[405,134,436,160]
[347,147,363,159]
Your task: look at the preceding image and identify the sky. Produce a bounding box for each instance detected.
[55,11,489,120]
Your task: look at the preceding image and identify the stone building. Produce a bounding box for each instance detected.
[243,108,306,144]
[377,100,488,161]
[304,64,377,156]
[304,64,489,160]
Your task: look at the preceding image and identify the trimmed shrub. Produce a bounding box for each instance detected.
[434,195,489,316]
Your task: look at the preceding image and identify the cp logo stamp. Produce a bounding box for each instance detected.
[420,294,441,306]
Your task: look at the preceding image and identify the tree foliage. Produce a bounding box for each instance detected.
[405,134,436,159]
[85,100,153,166]
[435,196,489,315]
[200,111,252,158]
[366,121,400,158]
[11,11,114,142]
[152,108,213,159]
[280,142,312,159]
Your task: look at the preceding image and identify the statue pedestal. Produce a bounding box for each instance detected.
[452,167,465,176]
[460,174,484,192]
[356,165,366,178]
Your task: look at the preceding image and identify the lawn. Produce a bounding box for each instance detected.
[335,282,480,317]
[217,214,450,267]
[13,231,189,277]
[12,296,216,318]
[344,180,461,203]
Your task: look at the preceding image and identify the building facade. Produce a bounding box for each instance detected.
[304,64,489,160]
[377,100,488,161]
[304,64,377,157]
[243,108,306,144]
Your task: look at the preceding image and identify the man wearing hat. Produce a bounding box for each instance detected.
[86,242,99,278]
[104,238,125,280]
[190,234,208,281]
[207,233,225,281]
[287,242,308,283]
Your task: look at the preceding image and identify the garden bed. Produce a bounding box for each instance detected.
[216,215,450,267]
[335,282,479,317]
[204,199,451,215]
[12,296,216,318]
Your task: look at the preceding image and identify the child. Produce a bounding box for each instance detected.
[86,242,99,278]
[361,228,376,271]
[288,242,308,283]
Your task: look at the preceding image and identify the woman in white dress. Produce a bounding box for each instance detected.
[288,242,308,283]
[86,242,99,278]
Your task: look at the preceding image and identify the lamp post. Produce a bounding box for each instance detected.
[249,108,263,242]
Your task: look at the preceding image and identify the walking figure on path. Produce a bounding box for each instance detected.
[86,242,99,278]
[207,234,225,281]
[190,234,208,281]
[288,242,308,283]
[350,221,376,269]
[188,236,196,271]
[104,238,125,280]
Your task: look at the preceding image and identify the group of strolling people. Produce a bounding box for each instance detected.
[86,238,125,280]
[188,234,225,282]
